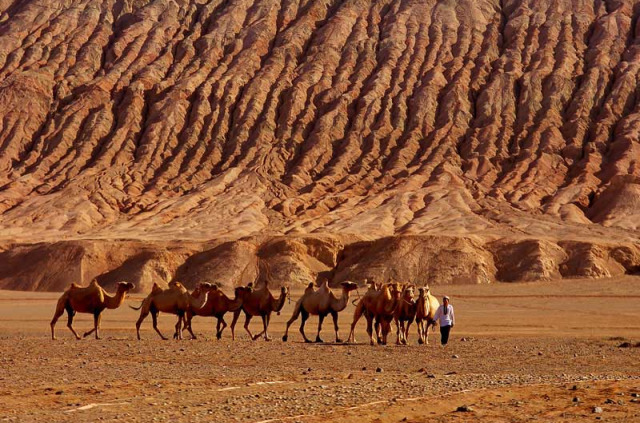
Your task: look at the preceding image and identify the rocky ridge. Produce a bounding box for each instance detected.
[1,0,640,290]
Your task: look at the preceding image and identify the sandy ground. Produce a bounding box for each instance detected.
[1,277,639,422]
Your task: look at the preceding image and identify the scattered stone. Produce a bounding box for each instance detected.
[452,355,459,359]
[570,385,578,391]
[55,391,63,395]
[604,399,615,404]
[592,407,603,414]
[455,405,473,412]
[537,351,543,356]
[427,374,436,379]
[376,367,383,373]
[631,393,639,398]
[573,397,580,403]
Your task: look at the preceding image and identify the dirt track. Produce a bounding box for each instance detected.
[1,277,640,422]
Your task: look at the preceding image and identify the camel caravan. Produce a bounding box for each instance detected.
[50,277,445,346]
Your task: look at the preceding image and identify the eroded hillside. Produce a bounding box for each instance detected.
[0,0,640,289]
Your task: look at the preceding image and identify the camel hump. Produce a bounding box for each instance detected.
[307,282,314,289]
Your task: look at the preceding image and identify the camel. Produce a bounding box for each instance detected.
[415,285,440,344]
[50,280,135,340]
[182,285,253,340]
[131,282,213,340]
[393,284,417,345]
[230,284,289,341]
[347,282,402,345]
[282,280,358,343]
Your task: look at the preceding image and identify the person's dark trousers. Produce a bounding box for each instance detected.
[440,325,452,345]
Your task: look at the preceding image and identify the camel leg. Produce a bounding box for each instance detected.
[50,302,65,340]
[184,314,197,340]
[404,319,413,345]
[244,313,255,340]
[95,312,102,339]
[135,309,150,340]
[366,315,375,346]
[65,306,81,340]
[347,301,364,344]
[315,314,325,343]
[174,313,184,340]
[395,318,401,345]
[263,314,272,341]
[331,311,342,343]
[374,318,382,344]
[217,317,228,339]
[299,309,311,343]
[152,311,168,340]
[230,310,241,341]
[253,315,268,341]
[83,312,101,339]
[380,318,390,345]
[416,320,424,344]
[282,303,303,342]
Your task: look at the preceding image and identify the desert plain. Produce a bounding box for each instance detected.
[1,277,639,423]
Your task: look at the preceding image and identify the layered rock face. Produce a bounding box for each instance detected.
[0,0,639,290]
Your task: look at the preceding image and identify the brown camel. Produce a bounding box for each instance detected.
[415,285,440,344]
[230,284,289,341]
[182,285,253,340]
[347,282,402,345]
[393,284,417,345]
[282,280,358,343]
[50,280,135,340]
[131,282,213,340]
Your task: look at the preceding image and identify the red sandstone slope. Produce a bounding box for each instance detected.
[0,0,640,290]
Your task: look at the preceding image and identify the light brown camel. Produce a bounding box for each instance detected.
[182,285,253,340]
[415,285,440,344]
[347,282,402,345]
[50,280,135,340]
[393,284,417,345]
[131,282,213,340]
[282,280,358,343]
[230,284,289,341]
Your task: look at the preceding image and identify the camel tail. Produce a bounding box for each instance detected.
[129,302,144,310]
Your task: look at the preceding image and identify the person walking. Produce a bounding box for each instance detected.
[432,295,455,346]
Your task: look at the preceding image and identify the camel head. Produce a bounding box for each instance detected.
[402,285,415,301]
[116,282,135,293]
[390,283,402,300]
[417,287,426,298]
[340,281,358,292]
[280,285,289,296]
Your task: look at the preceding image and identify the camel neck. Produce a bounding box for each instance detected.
[272,290,287,312]
[104,289,127,309]
[332,288,350,311]
[191,291,209,310]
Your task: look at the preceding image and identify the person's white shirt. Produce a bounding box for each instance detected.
[433,304,455,327]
